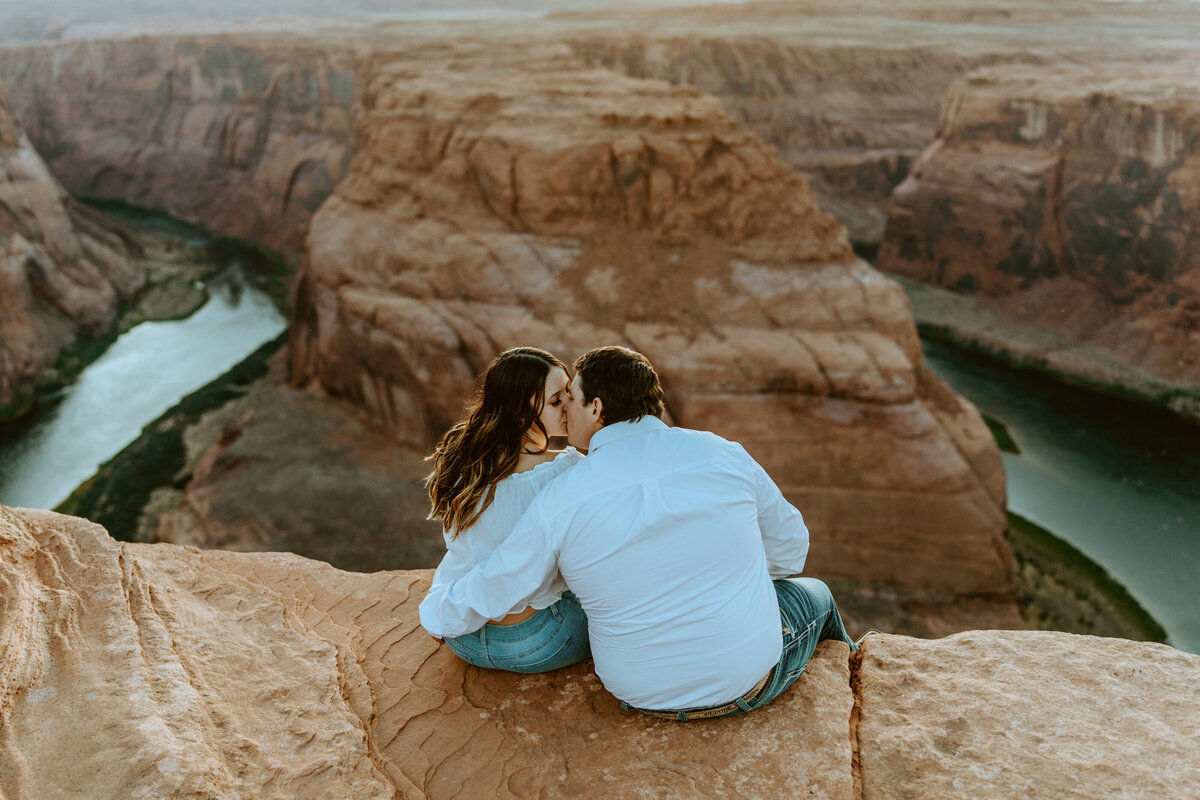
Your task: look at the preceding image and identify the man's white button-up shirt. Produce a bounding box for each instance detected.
[418,415,810,710]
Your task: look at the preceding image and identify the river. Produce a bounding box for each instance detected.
[924,339,1200,654]
[0,212,287,511]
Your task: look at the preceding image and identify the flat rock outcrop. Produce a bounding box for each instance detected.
[4,506,1198,799]
[879,65,1200,417]
[856,630,1200,799]
[0,78,143,422]
[287,38,1018,620]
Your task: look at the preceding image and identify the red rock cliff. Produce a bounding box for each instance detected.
[0,78,142,420]
[0,34,360,254]
[7,1,1199,256]
[558,0,1200,245]
[288,38,1016,608]
[1,22,1019,624]
[879,65,1200,408]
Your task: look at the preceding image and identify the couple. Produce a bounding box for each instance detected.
[418,345,856,721]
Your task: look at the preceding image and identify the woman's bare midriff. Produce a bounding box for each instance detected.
[490,606,538,626]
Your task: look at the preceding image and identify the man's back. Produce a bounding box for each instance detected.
[527,417,808,709]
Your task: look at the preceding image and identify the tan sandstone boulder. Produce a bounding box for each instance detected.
[0,78,143,421]
[879,65,1200,416]
[4,506,1199,799]
[855,630,1200,799]
[0,506,855,800]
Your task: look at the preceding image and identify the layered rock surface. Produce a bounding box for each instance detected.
[6,1,1200,254]
[879,66,1200,416]
[287,38,1018,617]
[0,78,143,421]
[0,35,360,254]
[4,506,1198,799]
[558,0,1200,244]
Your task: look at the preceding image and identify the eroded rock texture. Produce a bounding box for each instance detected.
[286,39,1017,615]
[4,507,1199,799]
[0,78,142,421]
[879,66,1200,412]
[855,630,1200,799]
[6,2,1200,255]
[561,0,1200,244]
[0,35,359,254]
[0,505,855,800]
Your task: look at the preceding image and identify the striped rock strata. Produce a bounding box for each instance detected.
[3,507,1198,799]
[879,65,1200,418]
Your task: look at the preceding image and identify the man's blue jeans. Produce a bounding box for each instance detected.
[444,591,591,673]
[622,577,856,720]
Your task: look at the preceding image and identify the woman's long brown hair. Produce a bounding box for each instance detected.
[425,347,568,537]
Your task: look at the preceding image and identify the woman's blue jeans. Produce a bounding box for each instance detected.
[622,577,855,720]
[443,591,591,673]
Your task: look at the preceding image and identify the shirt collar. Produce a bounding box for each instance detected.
[586,415,668,453]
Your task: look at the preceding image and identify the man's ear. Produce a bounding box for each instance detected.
[591,397,604,425]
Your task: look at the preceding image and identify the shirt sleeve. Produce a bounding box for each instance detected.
[745,449,809,578]
[418,501,562,639]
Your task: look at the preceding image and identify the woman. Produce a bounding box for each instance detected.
[421,346,590,673]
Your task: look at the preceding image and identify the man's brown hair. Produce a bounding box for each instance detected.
[573,346,664,425]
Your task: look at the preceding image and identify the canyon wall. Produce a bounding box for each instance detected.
[3,505,1198,799]
[557,0,1200,245]
[879,65,1200,413]
[563,30,979,245]
[0,35,360,254]
[7,1,1199,257]
[0,78,143,421]
[1,19,1023,623]
[287,36,1017,611]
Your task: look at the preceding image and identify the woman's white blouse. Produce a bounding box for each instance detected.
[427,448,583,619]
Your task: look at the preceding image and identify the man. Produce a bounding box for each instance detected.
[420,346,856,720]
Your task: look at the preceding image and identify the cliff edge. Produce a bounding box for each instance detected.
[0,78,144,422]
[879,65,1200,418]
[2,505,1197,800]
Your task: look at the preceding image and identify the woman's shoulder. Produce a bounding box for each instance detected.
[508,447,583,482]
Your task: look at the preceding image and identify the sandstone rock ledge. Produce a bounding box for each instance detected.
[3,506,1197,800]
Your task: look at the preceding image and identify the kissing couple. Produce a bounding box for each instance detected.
[419,345,856,722]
